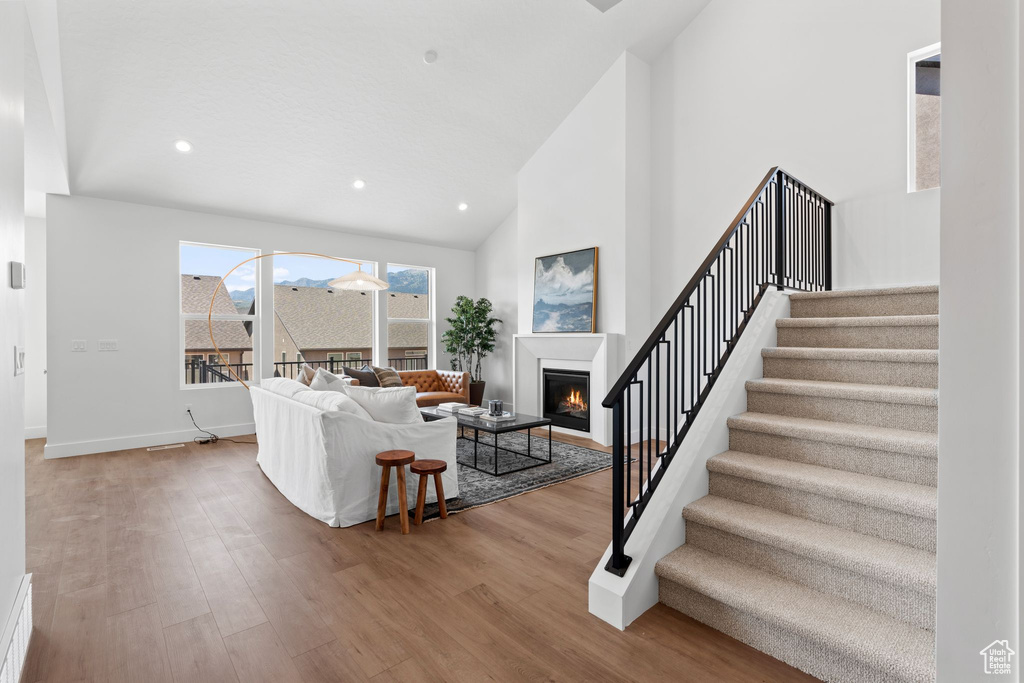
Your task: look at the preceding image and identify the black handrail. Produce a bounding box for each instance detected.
[604,167,832,576]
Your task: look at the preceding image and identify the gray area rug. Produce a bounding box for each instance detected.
[418,430,613,521]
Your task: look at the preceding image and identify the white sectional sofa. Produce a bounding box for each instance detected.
[251,378,459,527]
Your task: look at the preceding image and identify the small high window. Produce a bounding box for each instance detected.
[909,44,941,192]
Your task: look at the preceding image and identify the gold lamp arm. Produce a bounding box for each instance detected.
[207,252,373,389]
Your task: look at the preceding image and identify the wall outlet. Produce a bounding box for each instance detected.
[98,339,118,352]
[184,404,193,413]
[71,339,87,352]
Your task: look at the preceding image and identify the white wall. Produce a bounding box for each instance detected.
[649,0,940,313]
[516,51,652,360]
[474,208,518,406]
[937,1,1020,680]
[46,195,476,457]
[0,0,27,651]
[24,216,45,437]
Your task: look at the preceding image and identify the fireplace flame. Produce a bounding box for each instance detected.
[561,387,588,413]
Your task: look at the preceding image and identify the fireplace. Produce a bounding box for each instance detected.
[542,369,591,433]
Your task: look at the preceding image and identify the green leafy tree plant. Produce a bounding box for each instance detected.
[441,296,501,383]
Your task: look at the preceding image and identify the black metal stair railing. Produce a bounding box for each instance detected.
[604,167,833,576]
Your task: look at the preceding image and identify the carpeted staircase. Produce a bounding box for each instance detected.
[654,285,938,683]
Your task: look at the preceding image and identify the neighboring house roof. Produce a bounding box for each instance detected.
[273,284,373,350]
[182,275,252,351]
[181,278,429,353]
[387,321,429,349]
[387,291,429,319]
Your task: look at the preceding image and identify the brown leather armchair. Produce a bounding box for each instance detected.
[398,369,471,407]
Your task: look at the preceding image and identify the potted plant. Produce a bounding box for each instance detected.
[441,296,501,406]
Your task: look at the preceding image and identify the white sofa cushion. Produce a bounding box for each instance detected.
[310,368,354,393]
[342,385,421,424]
[291,388,371,419]
[259,377,310,398]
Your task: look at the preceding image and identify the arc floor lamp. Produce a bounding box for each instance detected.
[207,251,389,389]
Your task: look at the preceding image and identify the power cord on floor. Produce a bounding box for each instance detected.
[187,409,257,445]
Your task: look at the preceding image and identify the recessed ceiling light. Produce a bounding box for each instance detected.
[423,50,438,64]
[352,178,366,190]
[458,202,468,212]
[174,139,193,153]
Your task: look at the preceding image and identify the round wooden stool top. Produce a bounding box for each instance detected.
[410,459,447,475]
[375,450,415,467]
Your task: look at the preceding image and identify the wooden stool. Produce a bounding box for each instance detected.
[375,450,415,534]
[410,459,448,525]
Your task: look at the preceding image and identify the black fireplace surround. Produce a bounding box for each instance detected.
[542,368,590,433]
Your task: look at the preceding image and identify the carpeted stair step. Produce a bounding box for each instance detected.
[682,496,935,629]
[655,545,935,683]
[745,378,937,433]
[762,347,938,388]
[789,285,938,319]
[777,315,938,350]
[727,412,937,486]
[706,451,936,551]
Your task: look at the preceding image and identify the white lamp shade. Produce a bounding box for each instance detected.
[328,269,389,291]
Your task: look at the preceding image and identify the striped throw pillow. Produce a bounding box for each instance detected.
[371,366,404,388]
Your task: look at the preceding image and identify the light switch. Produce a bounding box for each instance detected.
[14,346,24,375]
[71,340,87,352]
[98,339,118,352]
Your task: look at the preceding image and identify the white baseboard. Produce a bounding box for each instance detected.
[24,426,46,440]
[43,422,257,458]
[0,574,32,683]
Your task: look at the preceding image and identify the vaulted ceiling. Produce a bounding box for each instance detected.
[51,0,708,248]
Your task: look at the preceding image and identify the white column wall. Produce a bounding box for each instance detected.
[937,1,1020,680]
[0,0,27,651]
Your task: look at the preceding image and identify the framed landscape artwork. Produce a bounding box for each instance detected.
[532,247,598,333]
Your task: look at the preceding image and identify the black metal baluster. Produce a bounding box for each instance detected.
[655,340,660,459]
[626,381,632,509]
[646,360,652,489]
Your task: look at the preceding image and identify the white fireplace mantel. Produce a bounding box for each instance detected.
[512,333,622,446]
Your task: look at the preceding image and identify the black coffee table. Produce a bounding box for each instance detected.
[420,407,552,476]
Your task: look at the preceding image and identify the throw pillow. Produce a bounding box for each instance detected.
[342,385,421,424]
[372,365,404,388]
[310,368,353,393]
[342,365,380,387]
[296,363,316,386]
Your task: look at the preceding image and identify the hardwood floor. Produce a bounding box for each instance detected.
[22,435,818,683]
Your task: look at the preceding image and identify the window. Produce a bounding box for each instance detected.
[386,264,431,371]
[180,243,259,386]
[272,253,375,379]
[909,44,941,192]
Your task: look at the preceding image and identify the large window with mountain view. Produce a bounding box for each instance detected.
[180,242,259,386]
[386,264,431,371]
[271,253,376,379]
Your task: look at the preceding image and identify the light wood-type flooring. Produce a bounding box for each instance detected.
[22,433,817,682]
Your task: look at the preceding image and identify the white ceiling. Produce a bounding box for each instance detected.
[25,21,69,218]
[55,0,708,249]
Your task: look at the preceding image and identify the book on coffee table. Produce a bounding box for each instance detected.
[435,402,465,414]
[458,406,488,416]
[478,411,516,422]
